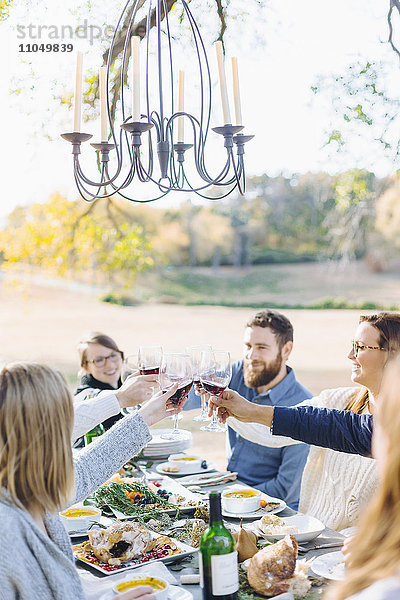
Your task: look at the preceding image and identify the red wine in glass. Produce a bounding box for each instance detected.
[199,350,231,433]
[201,381,226,396]
[165,380,193,405]
[139,366,160,375]
[160,353,193,439]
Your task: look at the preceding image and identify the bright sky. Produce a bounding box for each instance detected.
[0,0,397,219]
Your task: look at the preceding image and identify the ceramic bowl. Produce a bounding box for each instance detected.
[113,575,170,599]
[167,453,202,473]
[221,488,261,514]
[59,505,102,533]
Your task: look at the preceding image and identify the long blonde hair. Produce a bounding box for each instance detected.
[0,362,75,515]
[326,357,400,599]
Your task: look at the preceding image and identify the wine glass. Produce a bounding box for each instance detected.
[120,355,139,414]
[199,350,231,433]
[121,354,138,382]
[160,353,193,440]
[137,345,163,375]
[186,344,212,422]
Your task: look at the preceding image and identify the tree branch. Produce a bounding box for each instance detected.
[100,0,177,121]
[214,0,227,44]
[387,0,400,59]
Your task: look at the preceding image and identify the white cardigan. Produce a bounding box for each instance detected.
[228,388,378,530]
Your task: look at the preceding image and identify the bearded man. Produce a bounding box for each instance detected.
[186,309,311,509]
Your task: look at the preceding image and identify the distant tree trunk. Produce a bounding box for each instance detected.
[212,245,221,272]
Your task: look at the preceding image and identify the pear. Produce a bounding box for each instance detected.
[236,519,258,562]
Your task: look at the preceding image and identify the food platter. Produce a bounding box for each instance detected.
[251,513,325,543]
[221,487,286,519]
[310,551,346,581]
[156,461,217,477]
[73,531,197,576]
[105,477,204,520]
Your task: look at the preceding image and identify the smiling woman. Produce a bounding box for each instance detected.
[74,332,126,442]
[214,312,400,531]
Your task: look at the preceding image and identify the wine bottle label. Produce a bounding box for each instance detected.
[211,551,239,595]
[199,553,204,588]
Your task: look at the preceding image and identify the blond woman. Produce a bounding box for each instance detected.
[0,362,180,600]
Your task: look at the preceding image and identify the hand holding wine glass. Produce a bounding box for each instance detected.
[199,350,231,433]
[160,353,193,440]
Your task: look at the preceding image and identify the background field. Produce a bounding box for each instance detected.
[1,270,369,470]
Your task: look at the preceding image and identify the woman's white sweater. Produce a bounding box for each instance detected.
[227,387,378,531]
[299,388,377,530]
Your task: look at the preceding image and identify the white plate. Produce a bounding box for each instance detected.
[68,516,113,539]
[156,461,217,476]
[251,513,325,543]
[100,585,193,600]
[144,429,192,451]
[221,487,286,519]
[310,551,346,581]
[108,477,204,520]
[73,533,196,576]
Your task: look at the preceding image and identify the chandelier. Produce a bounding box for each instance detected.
[61,0,254,203]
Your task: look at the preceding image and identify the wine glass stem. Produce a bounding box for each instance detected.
[200,393,208,416]
[173,413,179,432]
[210,406,218,426]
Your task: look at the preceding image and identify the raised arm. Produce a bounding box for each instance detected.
[212,390,373,456]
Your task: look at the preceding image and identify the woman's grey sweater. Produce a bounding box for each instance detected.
[0,413,151,600]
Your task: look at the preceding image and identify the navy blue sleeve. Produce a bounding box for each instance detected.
[272,405,373,457]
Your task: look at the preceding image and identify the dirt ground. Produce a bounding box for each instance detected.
[0,277,364,470]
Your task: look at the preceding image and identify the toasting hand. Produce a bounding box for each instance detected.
[209,389,274,427]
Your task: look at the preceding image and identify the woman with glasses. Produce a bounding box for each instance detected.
[211,312,400,531]
[73,332,158,445]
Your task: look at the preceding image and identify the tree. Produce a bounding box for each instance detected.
[323,170,376,265]
[0,194,153,286]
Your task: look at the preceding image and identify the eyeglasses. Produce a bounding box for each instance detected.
[351,341,386,358]
[87,351,122,367]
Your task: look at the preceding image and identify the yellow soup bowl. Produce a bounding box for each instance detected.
[168,453,201,473]
[59,504,102,534]
[221,487,261,514]
[113,575,169,600]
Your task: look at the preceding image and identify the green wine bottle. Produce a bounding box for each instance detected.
[84,423,105,445]
[199,491,239,600]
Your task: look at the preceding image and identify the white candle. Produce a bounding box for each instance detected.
[99,66,108,142]
[231,57,242,127]
[73,51,83,132]
[215,41,231,125]
[178,70,185,143]
[132,36,140,121]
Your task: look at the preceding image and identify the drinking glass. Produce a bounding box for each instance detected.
[186,344,212,422]
[137,345,163,375]
[199,350,231,433]
[121,354,138,382]
[121,355,139,414]
[160,353,193,440]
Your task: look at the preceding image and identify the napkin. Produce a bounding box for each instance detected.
[80,561,177,599]
[177,471,238,487]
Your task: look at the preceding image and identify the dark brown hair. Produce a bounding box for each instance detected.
[246,310,293,349]
[77,332,123,369]
[346,312,400,414]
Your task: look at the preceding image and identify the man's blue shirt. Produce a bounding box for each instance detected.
[186,360,312,509]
